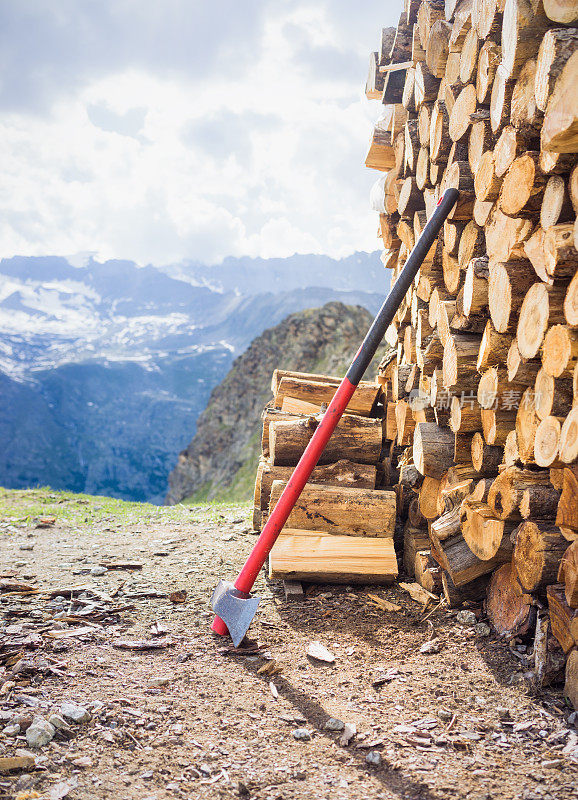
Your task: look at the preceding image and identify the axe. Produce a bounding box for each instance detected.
[211,188,459,646]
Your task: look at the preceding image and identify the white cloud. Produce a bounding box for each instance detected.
[0,1,398,265]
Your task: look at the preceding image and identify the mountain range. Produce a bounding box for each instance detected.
[0,252,388,503]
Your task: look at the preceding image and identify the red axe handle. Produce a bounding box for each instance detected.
[211,188,459,636]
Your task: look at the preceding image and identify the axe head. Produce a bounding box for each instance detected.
[211,580,260,647]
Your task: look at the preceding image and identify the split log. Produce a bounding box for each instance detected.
[474,150,502,201]
[534,415,563,467]
[499,152,545,217]
[543,0,578,22]
[513,521,568,593]
[485,207,532,263]
[547,584,578,652]
[469,120,494,175]
[517,282,567,359]
[269,532,398,584]
[501,0,550,79]
[449,395,483,433]
[460,26,480,84]
[449,83,477,142]
[426,19,452,77]
[564,270,578,326]
[430,99,452,162]
[540,175,574,230]
[482,407,518,445]
[477,320,513,370]
[541,50,578,153]
[471,431,503,476]
[515,387,540,463]
[534,28,578,111]
[543,222,578,279]
[559,406,578,463]
[477,39,501,103]
[275,376,379,416]
[461,502,516,559]
[404,526,431,575]
[490,64,515,135]
[486,563,536,637]
[415,63,440,108]
[419,476,443,519]
[442,571,490,607]
[534,367,573,419]
[255,460,377,519]
[542,324,578,377]
[269,414,383,467]
[555,466,578,533]
[413,423,455,479]
[443,332,482,387]
[269,482,396,537]
[414,551,444,593]
[558,540,578,607]
[487,466,554,520]
[510,59,541,133]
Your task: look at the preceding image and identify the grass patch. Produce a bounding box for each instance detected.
[0,486,252,530]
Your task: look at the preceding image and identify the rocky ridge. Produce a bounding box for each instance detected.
[165,301,384,505]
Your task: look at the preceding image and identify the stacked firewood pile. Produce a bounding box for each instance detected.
[365,0,578,705]
[253,370,398,585]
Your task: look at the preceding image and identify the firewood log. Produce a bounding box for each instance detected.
[534,367,573,420]
[485,207,533,262]
[449,84,477,144]
[461,501,517,559]
[510,59,542,134]
[426,19,453,77]
[541,50,578,153]
[490,64,515,135]
[477,320,513,370]
[404,525,431,575]
[499,152,546,217]
[430,99,452,162]
[474,150,502,201]
[455,431,475,463]
[477,39,501,102]
[275,376,379,416]
[504,428,520,465]
[542,324,578,379]
[469,119,495,176]
[515,386,541,464]
[486,563,536,637]
[449,395,483,433]
[517,282,567,359]
[555,466,578,533]
[269,414,383,467]
[559,540,578,607]
[269,481,396,537]
[482,407,518,446]
[471,431,503,476]
[404,119,421,173]
[442,570,490,607]
[565,270,578,326]
[419,475,443,519]
[559,406,578,463]
[543,0,578,22]
[565,649,578,711]
[547,584,578,652]
[414,550,444,592]
[413,422,455,478]
[501,0,550,79]
[418,0,446,50]
[443,332,482,387]
[487,465,554,519]
[255,460,378,519]
[540,176,574,231]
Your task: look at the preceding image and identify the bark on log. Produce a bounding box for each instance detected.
[555,466,578,533]
[510,59,542,134]
[275,376,379,416]
[482,407,518,445]
[442,570,490,606]
[477,320,513,370]
[488,465,556,519]
[430,99,452,162]
[534,367,573,419]
[490,64,515,135]
[547,584,578,652]
[565,270,578,326]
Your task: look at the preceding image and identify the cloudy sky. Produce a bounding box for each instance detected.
[0,1,398,266]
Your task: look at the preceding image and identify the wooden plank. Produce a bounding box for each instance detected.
[269,533,398,584]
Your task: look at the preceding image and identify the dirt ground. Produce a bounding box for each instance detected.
[1,489,577,800]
